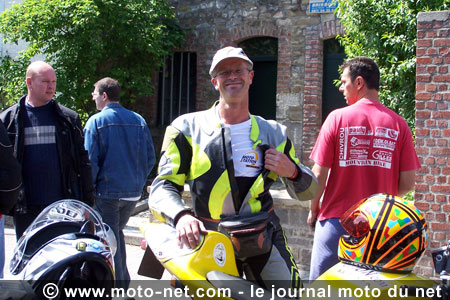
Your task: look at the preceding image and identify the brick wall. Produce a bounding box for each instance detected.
[303,18,345,164]
[415,10,450,277]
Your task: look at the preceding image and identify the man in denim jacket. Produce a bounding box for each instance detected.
[84,77,155,288]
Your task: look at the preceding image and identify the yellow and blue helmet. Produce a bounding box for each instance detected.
[338,193,428,273]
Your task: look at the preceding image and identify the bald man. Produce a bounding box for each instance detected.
[0,61,95,239]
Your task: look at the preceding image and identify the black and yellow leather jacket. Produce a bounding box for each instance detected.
[149,103,317,226]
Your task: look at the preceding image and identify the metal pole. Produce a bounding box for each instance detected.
[187,53,191,112]
[161,56,166,125]
[169,53,174,122]
[178,53,184,116]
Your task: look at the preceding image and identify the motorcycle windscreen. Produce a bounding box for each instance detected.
[10,199,110,275]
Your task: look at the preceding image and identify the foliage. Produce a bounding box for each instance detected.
[336,0,450,129]
[403,190,414,202]
[0,0,184,121]
[0,55,29,110]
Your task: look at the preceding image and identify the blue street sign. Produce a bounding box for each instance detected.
[309,0,338,14]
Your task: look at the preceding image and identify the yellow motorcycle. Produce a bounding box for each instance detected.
[138,194,449,300]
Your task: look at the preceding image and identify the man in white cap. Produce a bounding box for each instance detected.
[149,46,317,290]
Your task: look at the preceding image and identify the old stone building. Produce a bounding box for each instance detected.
[151,0,346,166]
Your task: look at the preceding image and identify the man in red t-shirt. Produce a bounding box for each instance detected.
[307,57,420,280]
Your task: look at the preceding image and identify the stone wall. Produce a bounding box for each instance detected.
[168,0,341,163]
[303,16,344,163]
[415,10,450,277]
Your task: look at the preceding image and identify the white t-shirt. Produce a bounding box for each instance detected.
[224,119,263,177]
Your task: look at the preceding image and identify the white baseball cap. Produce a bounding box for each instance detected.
[209,46,253,76]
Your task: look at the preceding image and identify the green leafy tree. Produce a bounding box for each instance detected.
[0,0,184,120]
[0,55,30,110]
[336,0,450,129]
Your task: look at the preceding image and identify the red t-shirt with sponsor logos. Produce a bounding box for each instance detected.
[310,98,420,221]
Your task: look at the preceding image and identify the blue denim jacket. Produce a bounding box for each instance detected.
[84,103,155,199]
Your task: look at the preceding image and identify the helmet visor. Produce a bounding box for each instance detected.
[10,199,109,275]
[340,197,370,238]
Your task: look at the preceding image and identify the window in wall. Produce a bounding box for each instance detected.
[239,37,278,57]
[157,52,197,126]
[238,37,278,120]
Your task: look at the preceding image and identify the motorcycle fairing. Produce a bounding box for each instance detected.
[141,222,240,299]
[307,262,436,300]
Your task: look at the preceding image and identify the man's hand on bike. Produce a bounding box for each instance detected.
[175,213,207,249]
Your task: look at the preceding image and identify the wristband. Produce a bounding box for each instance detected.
[288,167,299,180]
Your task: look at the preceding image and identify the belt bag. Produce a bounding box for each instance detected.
[218,211,273,259]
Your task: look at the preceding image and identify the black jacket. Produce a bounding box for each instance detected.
[0,119,22,214]
[0,96,95,210]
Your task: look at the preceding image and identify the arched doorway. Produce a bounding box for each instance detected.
[239,37,278,120]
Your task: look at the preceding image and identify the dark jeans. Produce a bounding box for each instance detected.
[94,197,137,289]
[309,218,347,281]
